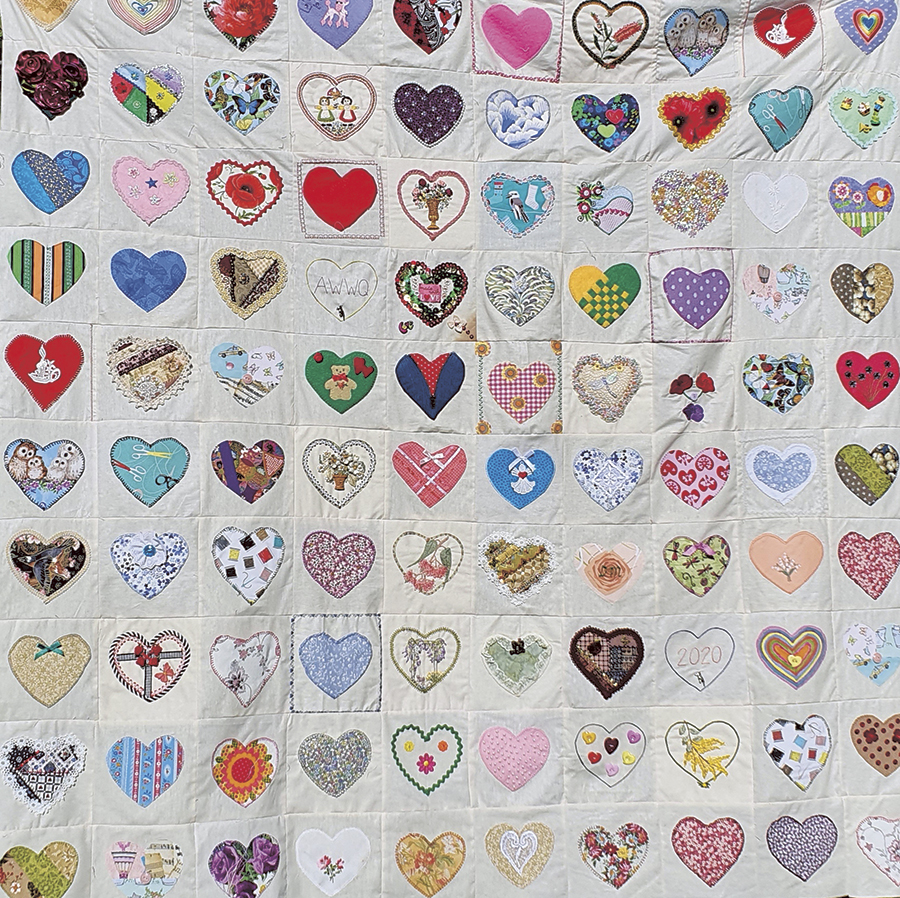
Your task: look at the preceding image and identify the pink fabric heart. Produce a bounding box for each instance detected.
[659,446,730,509]
[671,816,744,887]
[481,4,553,69]
[112,155,191,225]
[487,361,556,423]
[478,725,549,791]
[392,441,467,508]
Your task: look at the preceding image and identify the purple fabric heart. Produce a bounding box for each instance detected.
[835,0,896,52]
[302,531,375,598]
[682,403,704,421]
[663,267,731,329]
[766,815,838,882]
[296,0,373,47]
[393,83,464,147]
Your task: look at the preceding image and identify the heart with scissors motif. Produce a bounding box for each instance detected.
[110,436,190,507]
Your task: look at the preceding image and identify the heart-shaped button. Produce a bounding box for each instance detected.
[108,630,190,702]
[204,70,280,133]
[570,626,644,698]
[212,737,278,805]
[5,334,84,412]
[568,265,640,327]
[303,530,375,599]
[394,83,464,146]
[652,168,729,236]
[575,723,645,785]
[573,448,642,510]
[299,72,376,140]
[658,87,730,149]
[104,841,182,895]
[4,439,85,510]
[211,525,284,604]
[111,249,186,312]
[110,530,189,599]
[485,90,550,148]
[664,7,729,74]
[663,536,730,595]
[571,93,640,151]
[756,625,827,688]
[392,441,466,507]
[659,446,730,508]
[111,63,183,125]
[830,176,894,237]
[742,352,814,414]
[481,172,555,237]
[7,529,89,602]
[207,159,284,226]
[8,240,85,305]
[112,157,191,225]
[210,631,280,707]
[836,350,899,408]
[832,262,893,322]
[211,439,284,504]
[8,634,90,707]
[763,714,830,790]
[829,88,897,149]
[835,443,897,504]
[390,724,463,794]
[748,531,823,593]
[749,86,812,151]
[107,336,192,411]
[107,735,183,805]
[110,436,190,507]
[204,0,277,49]
[12,150,90,214]
[395,260,468,326]
[479,726,549,791]
[298,730,371,796]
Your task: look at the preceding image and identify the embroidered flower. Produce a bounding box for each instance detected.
[149,195,161,205]
[163,172,179,186]
[613,20,643,40]
[578,201,591,214]
[225,172,266,208]
[127,532,167,569]
[868,182,893,207]
[550,340,562,355]
[128,167,139,178]
[208,0,276,37]
[833,181,851,200]
[417,753,436,774]
[128,185,142,198]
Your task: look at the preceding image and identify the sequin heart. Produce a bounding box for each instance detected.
[111,156,191,225]
[110,531,189,599]
[210,439,284,504]
[748,87,813,151]
[568,265,640,327]
[763,714,831,790]
[663,267,730,328]
[756,625,827,688]
[487,361,555,423]
[212,737,278,806]
[8,240,85,306]
[663,535,730,595]
[572,448,642,511]
[835,443,898,505]
[4,439,85,510]
[106,735,183,806]
[479,726,549,791]
[481,634,551,695]
[835,0,897,51]
[836,350,899,408]
[742,263,810,324]
[395,260,468,326]
[748,531,823,594]
[485,90,551,148]
[211,525,284,605]
[298,730,371,796]
[393,83,464,146]
[571,93,640,151]
[302,531,375,599]
[745,443,816,504]
[838,531,900,598]
[753,3,817,56]
[575,723,645,785]
[108,631,190,702]
[12,150,90,214]
[829,89,897,149]
[658,88,730,149]
[742,352,814,414]
[481,173,555,237]
[484,265,554,326]
[664,7,729,74]
[0,736,85,814]
[573,1,649,67]
[110,63,183,125]
[110,436,190,507]
[570,626,644,698]
[204,70,280,134]
[830,176,894,236]
[390,724,462,794]
[210,631,281,707]
[652,169,728,237]
[659,446,730,508]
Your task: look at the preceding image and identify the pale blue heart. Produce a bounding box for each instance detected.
[109,531,189,599]
[110,437,190,508]
[481,173,555,238]
[748,87,813,152]
[106,735,183,807]
[572,447,643,511]
[745,443,816,505]
[485,90,551,149]
[486,448,555,509]
[299,632,372,698]
[843,623,900,686]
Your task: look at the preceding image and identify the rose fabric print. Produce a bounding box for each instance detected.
[205,0,277,49]
[16,51,89,119]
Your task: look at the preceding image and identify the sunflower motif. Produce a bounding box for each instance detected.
[212,738,275,806]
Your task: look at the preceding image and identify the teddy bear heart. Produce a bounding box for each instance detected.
[111,157,191,225]
[8,634,91,706]
[305,350,378,413]
[211,439,285,504]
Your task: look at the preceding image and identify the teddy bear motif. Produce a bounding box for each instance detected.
[323,364,357,401]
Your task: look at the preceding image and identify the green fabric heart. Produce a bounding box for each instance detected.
[481,634,552,695]
[663,535,730,596]
[829,88,896,149]
[835,443,897,505]
[571,263,641,327]
[305,350,377,413]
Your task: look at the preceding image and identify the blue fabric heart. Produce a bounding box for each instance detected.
[107,735,182,807]
[486,448,555,509]
[573,447,643,511]
[110,531,189,598]
[12,150,90,214]
[745,444,816,504]
[299,632,372,698]
[110,249,186,312]
[110,437,190,507]
[395,352,464,420]
[748,87,813,152]
[297,0,373,47]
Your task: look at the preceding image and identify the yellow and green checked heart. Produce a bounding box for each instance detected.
[568,264,641,327]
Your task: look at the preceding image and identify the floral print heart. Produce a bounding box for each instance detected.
[298,730,371,797]
[209,631,281,707]
[16,51,88,119]
[204,0,277,49]
[110,531,189,599]
[579,823,648,887]
[571,93,640,151]
[652,168,729,237]
[835,442,898,505]
[211,439,284,504]
[302,530,375,598]
[212,738,278,806]
[107,734,183,806]
[830,176,894,237]
[208,835,280,896]
[206,159,284,226]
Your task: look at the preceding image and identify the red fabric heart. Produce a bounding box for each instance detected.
[659,447,730,509]
[408,353,451,396]
[695,372,715,393]
[392,440,467,508]
[671,817,744,887]
[5,334,84,412]
[303,166,378,232]
[605,108,625,125]
[753,4,817,56]
[838,531,900,599]
[353,355,375,378]
[836,351,898,409]
[659,89,730,148]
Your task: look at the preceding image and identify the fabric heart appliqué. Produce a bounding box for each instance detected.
[568,265,640,327]
[110,436,190,507]
[663,266,730,328]
[484,822,553,888]
[104,841,183,897]
[212,737,277,806]
[207,159,284,226]
[110,63,183,126]
[393,0,461,53]
[298,730,371,797]
[204,70,280,134]
[767,815,837,881]
[112,157,191,225]
[396,832,466,895]
[835,0,897,51]
[12,149,90,214]
[575,723,645,785]
[578,824,648,886]
[302,530,375,599]
[576,181,634,234]
[482,633,552,695]
[396,352,465,419]
[485,90,551,149]
[210,631,281,707]
[480,3,553,68]
[8,240,85,307]
[296,828,370,897]
[843,622,900,685]
[851,713,900,775]
[763,714,831,790]
[743,172,809,232]
[0,736,85,815]
[857,816,900,885]
[572,355,642,421]
[8,634,91,707]
[830,176,894,236]
[390,627,460,693]
[107,336,192,411]
[663,535,730,596]
[570,626,644,698]
[573,0,649,67]
[481,173,555,238]
[392,441,466,508]
[652,168,729,237]
[836,350,899,408]
[211,343,283,406]
[107,735,183,806]
[571,94,640,152]
[7,529,89,602]
[16,51,88,120]
[208,836,279,896]
[211,525,284,605]
[756,625,827,688]
[306,350,377,413]
[210,247,286,319]
[4,438,85,510]
[576,542,644,601]
[393,83,463,146]
[659,446,730,508]
[829,89,897,149]
[671,817,744,887]
[663,7,729,74]
[749,87,813,152]
[487,360,556,423]
[204,0,277,49]
[754,3,817,56]
[745,443,817,504]
[484,265,553,326]
[479,532,558,604]
[748,531,823,594]
[391,723,463,794]
[395,260,468,326]
[835,443,898,505]
[298,0,372,47]
[111,249,187,312]
[742,352,814,414]
[5,334,84,412]
[211,438,284,504]
[298,632,372,698]
[303,166,378,233]
[658,88,731,150]
[110,531,188,599]
[299,72,376,141]
[479,726,549,791]
[486,447,554,509]
[572,447,642,511]
[742,262,810,324]
[838,531,900,599]
[108,630,190,702]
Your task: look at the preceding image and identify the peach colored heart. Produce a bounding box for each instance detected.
[748,531,823,594]
[575,542,644,603]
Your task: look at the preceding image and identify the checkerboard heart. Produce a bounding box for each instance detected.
[106,735,183,807]
[659,447,730,508]
[108,630,190,702]
[481,4,553,69]
[478,726,549,791]
[392,441,466,508]
[5,334,84,412]
[303,166,377,232]
[487,361,555,422]
[748,531,823,594]
[302,530,375,599]
[111,157,190,225]
[838,530,900,599]
[568,264,641,328]
[671,817,744,887]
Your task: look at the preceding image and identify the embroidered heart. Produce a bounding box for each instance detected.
[211,343,283,407]
[109,630,190,702]
[658,88,730,150]
[665,628,734,690]
[571,94,640,151]
[835,442,897,504]
[749,87,813,151]
[204,70,279,133]
[208,836,279,895]
[570,626,643,699]
[0,736,85,816]
[743,172,809,232]
[104,842,183,896]
[767,815,837,881]
[836,350,899,408]
[110,436,190,507]
[303,438,375,508]
[299,632,372,698]
[486,447,554,508]
[207,159,284,226]
[4,439,84,510]
[211,526,284,604]
[578,824,648,886]
[204,0,277,49]
[108,0,181,32]
[8,634,90,707]
[573,0,649,67]
[297,72,375,142]
[665,719,738,786]
[396,832,466,895]
[851,713,900,775]
[652,168,728,236]
[210,631,280,707]
[479,726,549,791]
[397,170,470,240]
[16,51,88,119]
[211,439,284,504]
[839,531,900,599]
[298,730,371,796]
[394,83,463,146]
[572,355,641,421]
[487,361,555,422]
[832,262,893,323]
[7,530,88,602]
[672,818,743,888]
[576,542,644,601]
[391,724,462,794]
[829,88,897,149]
[111,63,183,125]
[663,535,730,596]
[484,822,553,888]
[393,0,461,51]
[111,249,186,312]
[742,262,810,324]
[107,336,192,411]
[742,352,814,414]
[479,533,557,603]
[763,714,831,790]
[484,265,553,326]
[481,173,555,237]
[745,443,816,504]
[112,157,190,226]
[663,266,730,328]
[482,633,551,695]
[396,353,464,420]
[664,7,729,74]
[307,258,376,321]
[393,529,460,596]
[395,260,467,326]
[757,625,826,688]
[481,4,552,67]
[16,0,82,28]
[305,350,377,413]
[577,181,634,234]
[110,531,188,599]
[392,441,466,507]
[843,622,900,684]
[754,3,816,55]
[303,166,377,233]
[390,627,459,693]
[568,265,640,327]
[659,447,730,508]
[572,447,642,510]
[303,530,375,598]
[212,737,277,806]
[107,735,183,806]
[748,531,823,594]
[836,0,897,51]
[12,150,90,214]
[575,723,645,785]
[485,90,550,148]
[5,334,84,412]
[8,240,85,306]
[830,176,894,236]
[296,828,370,896]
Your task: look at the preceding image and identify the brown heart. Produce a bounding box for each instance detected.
[210,248,287,319]
[569,626,644,699]
[7,530,90,603]
[107,336,192,411]
[482,535,553,596]
[831,262,893,323]
[851,713,900,776]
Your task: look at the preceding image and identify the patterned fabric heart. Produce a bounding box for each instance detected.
[5,334,84,412]
[658,88,730,150]
[12,150,90,214]
[671,817,743,887]
[838,531,900,598]
[659,447,730,508]
[763,714,830,790]
[108,630,190,702]
[484,822,553,888]
[108,0,181,32]
[396,352,464,420]
[204,0,277,49]
[479,726,549,791]
[393,0,461,52]
[0,843,78,898]
[756,625,827,688]
[835,0,897,51]
[484,265,553,326]
[0,736,85,815]
[110,436,190,507]
[570,626,644,698]
[569,266,640,328]
[390,627,460,692]
[210,631,281,707]
[303,438,375,508]
[391,724,462,794]
[856,816,900,884]
[392,441,466,507]
[204,71,280,133]
[4,439,84,510]
[395,260,468,326]
[767,815,837,881]
[651,169,728,237]
[748,531,823,593]
[104,842,183,898]
[836,350,898,408]
[393,531,463,595]
[394,83,464,146]
[571,93,640,151]
[745,443,816,504]
[15,0,82,28]
[851,713,900,775]
[742,352,814,414]
[749,87,812,152]
[486,447,555,508]
[835,442,897,505]
[481,173,555,237]
[8,240,85,306]
[579,824,648,886]
[829,88,897,149]
[396,832,466,896]
[298,632,372,698]
[298,0,371,46]
[302,530,375,598]
[306,350,377,413]
[664,7,729,74]
[302,166,378,233]
[107,735,183,806]
[572,355,641,420]
[299,73,376,140]
[207,159,284,226]
[575,723,646,785]
[211,343,283,406]
[663,266,730,328]
[7,529,89,602]
[298,730,371,796]
[16,51,88,119]
[485,90,551,148]
[663,535,730,595]
[111,249,186,312]
[111,64,183,125]
[573,0,649,67]
[8,634,91,707]
[572,447,642,511]
[487,361,555,422]
[481,4,552,68]
[212,738,277,805]
[208,836,279,896]
[481,634,551,695]
[753,3,817,56]
[211,439,284,504]
[479,532,557,604]
[832,262,893,322]
[843,622,900,684]
[576,180,634,234]
[210,248,286,319]
[830,176,894,236]
[110,531,188,599]
[112,157,191,225]
[211,526,284,604]
[107,337,192,411]
[742,263,810,324]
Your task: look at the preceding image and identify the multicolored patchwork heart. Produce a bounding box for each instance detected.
[396,352,464,419]
[830,176,894,236]
[835,442,897,505]
[208,836,279,896]
[742,262,810,324]
[5,334,84,412]
[8,240,85,306]
[112,157,191,225]
[481,173,555,237]
[106,735,183,806]
[748,86,813,151]
[390,723,462,794]
[480,3,552,67]
[108,630,190,702]
[110,531,188,599]
[204,70,280,133]
[663,7,729,74]
[302,530,375,598]
[838,531,900,599]
[571,93,640,151]
[832,262,893,322]
[835,0,897,51]
[4,439,84,510]
[209,631,281,707]
[395,260,468,326]
[671,817,743,887]
[393,0,461,52]
[392,441,466,507]
[7,529,89,602]
[390,627,460,693]
[210,248,286,319]
[570,626,644,698]
[658,88,730,149]
[652,168,728,236]
[663,266,730,328]
[663,535,730,595]
[486,447,554,508]
[572,447,642,511]
[104,842,183,898]
[393,83,463,146]
[211,439,284,504]
[568,265,640,328]
[573,0,649,67]
[298,730,371,796]
[836,350,898,408]
[763,714,831,790]
[575,723,645,785]
[204,0,277,49]
[110,64,183,125]
[485,90,550,148]
[211,526,284,604]
[212,737,277,805]
[756,625,827,688]
[481,633,551,695]
[111,249,186,312]
[484,265,553,326]
[110,436,190,507]
[487,361,555,422]
[0,737,86,815]
[479,532,557,603]
[829,89,897,149]
[767,815,837,882]
[305,350,377,413]
[851,713,900,775]
[744,443,816,504]
[753,3,817,55]
[206,159,284,226]
[12,149,90,214]
[843,622,900,684]
[16,51,88,119]
[8,634,91,707]
[107,336,192,411]
[211,343,283,406]
[393,531,463,595]
[742,352,814,414]
[659,446,730,508]
[298,632,372,698]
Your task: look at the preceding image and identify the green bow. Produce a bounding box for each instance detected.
[35,640,64,659]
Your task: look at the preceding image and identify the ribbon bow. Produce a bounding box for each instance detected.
[682,541,714,557]
[508,448,535,476]
[134,643,162,668]
[330,372,349,384]
[34,640,64,659]
[420,450,445,466]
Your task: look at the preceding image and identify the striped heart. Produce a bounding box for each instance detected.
[8,240,85,306]
[756,625,827,688]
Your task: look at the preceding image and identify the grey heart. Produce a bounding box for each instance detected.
[766,814,837,881]
[298,730,371,797]
[484,265,554,327]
